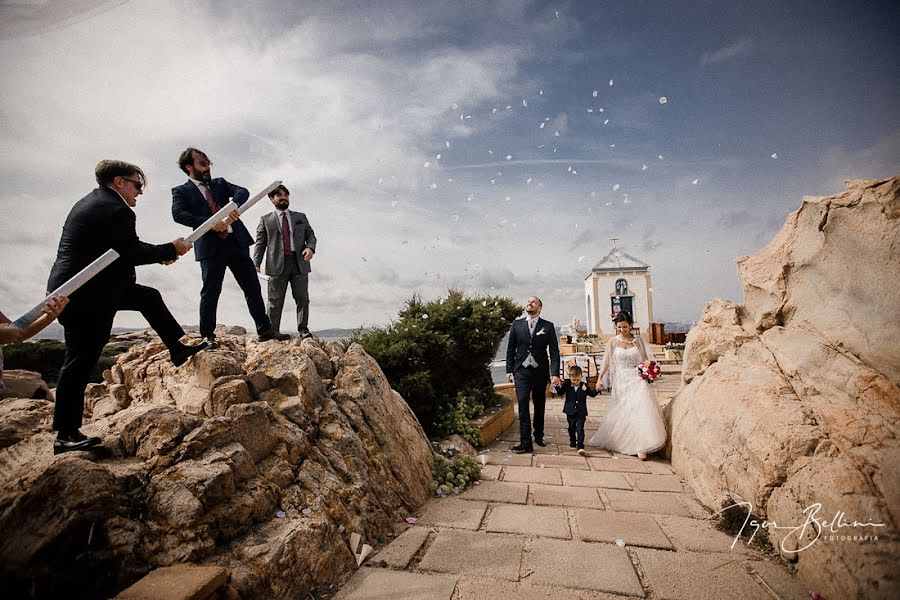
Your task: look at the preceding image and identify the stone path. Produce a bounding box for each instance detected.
[335,396,812,600]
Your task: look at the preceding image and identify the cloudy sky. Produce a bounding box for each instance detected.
[1,0,897,332]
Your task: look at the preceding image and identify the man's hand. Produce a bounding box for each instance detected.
[301,248,314,262]
[224,209,241,224]
[41,295,68,320]
[211,220,228,232]
[173,238,193,256]
[506,373,513,384]
[551,376,562,387]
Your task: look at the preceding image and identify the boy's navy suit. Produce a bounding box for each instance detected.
[556,378,598,449]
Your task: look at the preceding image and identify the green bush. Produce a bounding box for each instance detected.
[429,453,482,497]
[349,289,520,442]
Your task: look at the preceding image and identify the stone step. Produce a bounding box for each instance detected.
[114,565,228,600]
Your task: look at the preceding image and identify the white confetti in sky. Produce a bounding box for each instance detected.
[659,96,668,104]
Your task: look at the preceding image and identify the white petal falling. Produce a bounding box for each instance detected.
[553,148,558,153]
[506,155,512,160]
[623,197,632,204]
[451,103,458,110]
[430,183,437,189]
[537,144,545,148]
[488,150,494,155]
[578,256,585,262]
[447,177,454,183]
[464,114,472,119]
[391,200,398,207]
[423,161,430,168]
[609,79,614,86]
[613,184,620,191]
[590,191,597,198]
[554,131,560,136]
[435,154,441,160]
[598,107,604,112]
[771,152,779,159]
[641,164,648,171]
[572,170,577,175]
[659,96,668,104]
[492,108,498,114]
[526,177,533,183]
[692,178,699,184]
[592,90,598,97]
[490,179,496,184]
[609,144,616,148]
[539,89,544,95]
[505,196,511,201]
[522,99,528,107]
[658,154,664,160]
[604,118,609,125]
[567,166,572,172]
[587,108,593,113]
[540,122,546,128]
[506,105,512,110]
[446,140,451,148]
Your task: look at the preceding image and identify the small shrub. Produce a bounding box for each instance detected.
[352,289,520,441]
[429,453,481,497]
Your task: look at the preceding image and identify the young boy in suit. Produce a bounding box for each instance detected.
[554,365,599,456]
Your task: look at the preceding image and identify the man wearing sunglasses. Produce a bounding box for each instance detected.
[46,160,207,454]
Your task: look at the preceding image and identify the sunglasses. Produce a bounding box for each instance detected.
[122,178,144,191]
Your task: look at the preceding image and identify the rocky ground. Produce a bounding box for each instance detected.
[0,336,434,599]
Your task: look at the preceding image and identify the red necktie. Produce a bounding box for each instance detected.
[201,183,227,239]
[281,212,292,255]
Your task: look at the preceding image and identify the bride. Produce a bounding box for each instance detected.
[588,311,667,459]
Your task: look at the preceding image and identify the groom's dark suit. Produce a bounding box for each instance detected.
[171,178,271,338]
[48,186,182,433]
[506,316,560,446]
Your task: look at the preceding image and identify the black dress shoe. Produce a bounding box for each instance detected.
[535,438,546,447]
[259,329,290,342]
[170,341,209,367]
[202,336,219,350]
[510,443,533,454]
[54,430,102,455]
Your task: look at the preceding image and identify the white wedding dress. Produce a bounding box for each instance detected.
[588,337,667,455]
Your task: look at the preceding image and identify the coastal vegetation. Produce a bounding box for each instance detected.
[348,289,520,445]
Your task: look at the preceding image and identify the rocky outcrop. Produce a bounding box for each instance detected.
[0,369,54,400]
[0,337,433,599]
[669,177,900,599]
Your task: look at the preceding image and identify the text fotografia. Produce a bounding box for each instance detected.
[711,501,886,553]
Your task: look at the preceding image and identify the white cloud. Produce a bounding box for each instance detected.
[699,37,754,66]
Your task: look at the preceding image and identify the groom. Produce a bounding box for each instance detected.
[506,296,561,453]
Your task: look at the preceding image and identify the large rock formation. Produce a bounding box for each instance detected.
[0,337,433,599]
[668,177,899,599]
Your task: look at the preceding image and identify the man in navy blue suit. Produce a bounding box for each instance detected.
[171,148,288,346]
[505,296,561,453]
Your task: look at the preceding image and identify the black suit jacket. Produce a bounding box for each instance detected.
[47,186,177,310]
[555,379,599,417]
[171,178,251,261]
[505,316,561,379]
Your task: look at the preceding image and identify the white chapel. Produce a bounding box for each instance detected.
[584,244,654,339]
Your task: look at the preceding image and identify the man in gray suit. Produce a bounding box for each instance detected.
[253,185,317,337]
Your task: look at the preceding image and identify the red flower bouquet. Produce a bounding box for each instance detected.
[636,360,661,383]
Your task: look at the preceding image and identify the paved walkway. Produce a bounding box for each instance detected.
[336,396,812,600]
